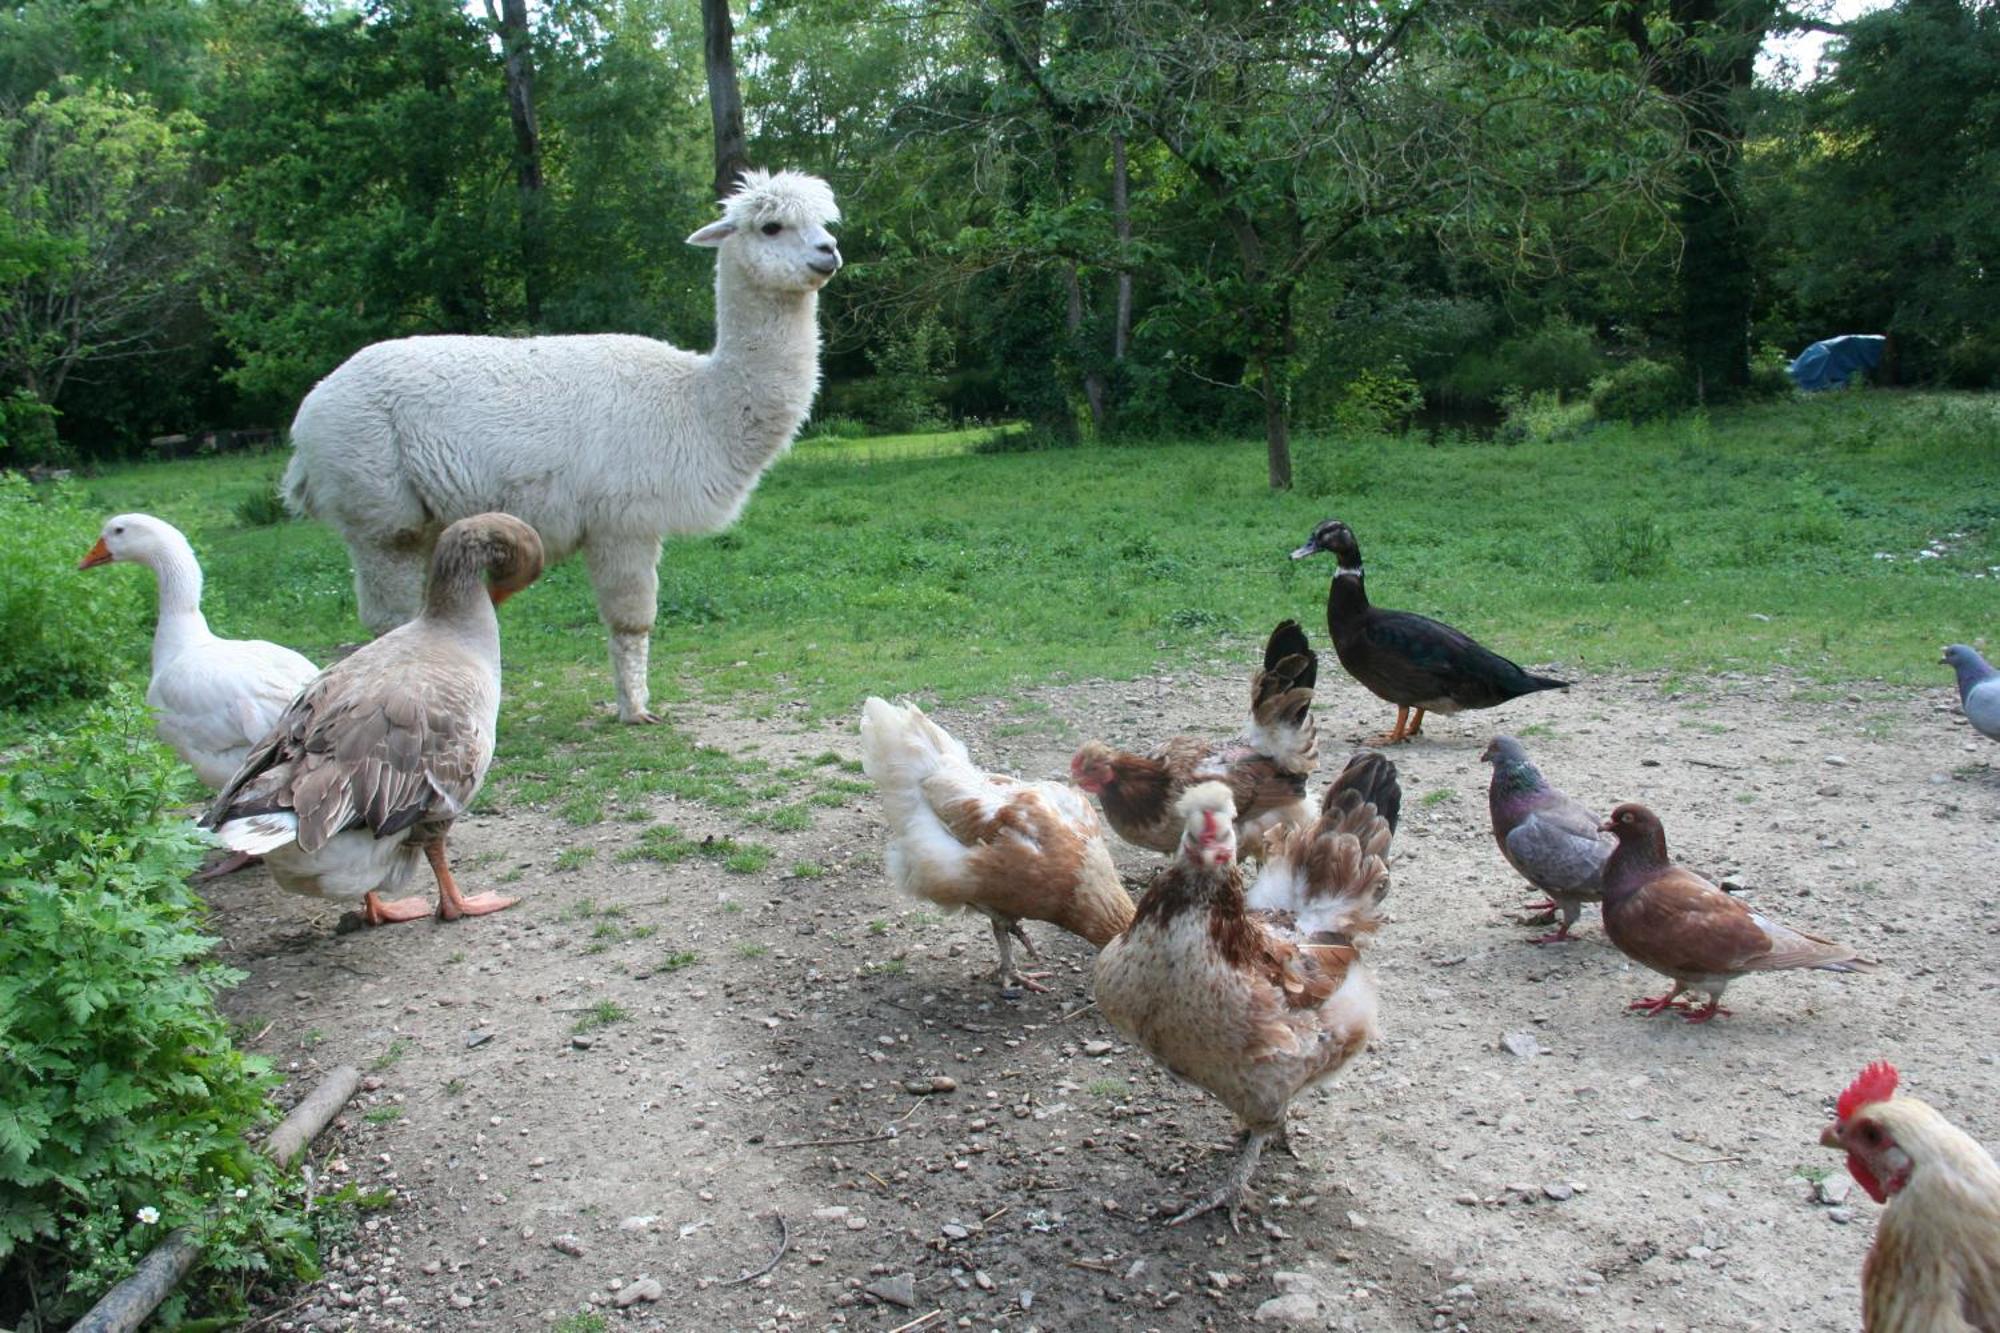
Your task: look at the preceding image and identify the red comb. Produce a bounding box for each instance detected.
[1835,1061,1899,1123]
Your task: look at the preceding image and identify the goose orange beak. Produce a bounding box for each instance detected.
[78,537,112,569]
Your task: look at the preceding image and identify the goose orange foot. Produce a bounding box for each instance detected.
[428,840,519,922]
[362,890,435,925]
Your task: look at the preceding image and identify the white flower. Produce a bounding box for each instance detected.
[234,1188,249,1200]
[136,1206,161,1226]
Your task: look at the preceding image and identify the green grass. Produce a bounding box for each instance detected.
[1420,788,1456,807]
[571,1001,630,1033]
[656,950,700,972]
[25,398,2000,774]
[370,1037,411,1071]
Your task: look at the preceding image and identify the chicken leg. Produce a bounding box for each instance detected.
[987,914,1051,994]
[1168,1129,1268,1232]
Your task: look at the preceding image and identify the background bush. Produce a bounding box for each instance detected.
[0,689,314,1324]
[1589,357,1691,422]
[0,473,147,712]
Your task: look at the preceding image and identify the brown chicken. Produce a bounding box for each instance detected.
[1819,1061,2000,1331]
[1093,752,1399,1228]
[859,697,1133,995]
[1599,803,1877,1021]
[1071,620,1319,855]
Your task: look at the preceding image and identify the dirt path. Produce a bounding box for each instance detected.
[211,665,2000,1332]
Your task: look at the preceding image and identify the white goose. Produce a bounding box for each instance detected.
[81,513,320,789]
[201,513,542,926]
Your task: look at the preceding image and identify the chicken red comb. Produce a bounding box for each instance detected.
[1835,1061,1899,1123]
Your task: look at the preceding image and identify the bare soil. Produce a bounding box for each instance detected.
[210,665,2000,1333]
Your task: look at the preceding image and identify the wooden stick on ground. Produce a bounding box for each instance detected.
[69,1065,363,1333]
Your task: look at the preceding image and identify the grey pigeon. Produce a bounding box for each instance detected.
[1480,736,1613,943]
[1942,644,2000,742]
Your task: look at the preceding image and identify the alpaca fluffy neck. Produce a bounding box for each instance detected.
[139,538,214,673]
[700,263,822,477]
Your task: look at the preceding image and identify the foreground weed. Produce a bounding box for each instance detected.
[790,860,828,879]
[554,846,597,872]
[371,1037,412,1071]
[571,1001,630,1033]
[657,950,700,972]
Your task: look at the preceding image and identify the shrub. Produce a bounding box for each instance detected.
[0,472,147,711]
[0,690,316,1323]
[1577,512,1673,581]
[1437,319,1606,406]
[800,415,868,442]
[232,478,290,527]
[1496,389,1596,445]
[1589,357,1690,422]
[1330,362,1424,435]
[971,422,1077,455]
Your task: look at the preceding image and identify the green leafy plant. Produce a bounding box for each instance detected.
[0,690,314,1322]
[0,474,147,712]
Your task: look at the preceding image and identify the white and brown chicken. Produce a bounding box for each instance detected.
[860,697,1134,995]
[1094,751,1399,1227]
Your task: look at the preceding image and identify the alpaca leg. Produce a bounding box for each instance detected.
[587,537,663,724]
[349,538,430,636]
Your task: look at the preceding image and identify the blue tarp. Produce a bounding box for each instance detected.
[1789,334,1886,391]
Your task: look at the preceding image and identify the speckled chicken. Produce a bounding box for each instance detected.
[860,697,1133,995]
[1819,1061,2000,1332]
[1093,752,1399,1228]
[1071,620,1319,856]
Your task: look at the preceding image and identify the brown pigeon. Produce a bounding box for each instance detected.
[1598,803,1877,1022]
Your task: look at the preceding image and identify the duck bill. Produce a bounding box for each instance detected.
[78,537,112,569]
[1288,540,1318,561]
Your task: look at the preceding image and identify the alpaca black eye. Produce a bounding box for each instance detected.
[760,222,782,236]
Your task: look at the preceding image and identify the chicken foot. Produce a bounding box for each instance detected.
[1168,1129,1268,1232]
[987,916,1051,995]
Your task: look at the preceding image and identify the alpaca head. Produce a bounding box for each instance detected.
[687,169,842,294]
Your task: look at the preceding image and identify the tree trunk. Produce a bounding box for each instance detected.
[488,0,546,325]
[702,0,750,201]
[1110,132,1133,364]
[1260,352,1292,491]
[1063,263,1107,432]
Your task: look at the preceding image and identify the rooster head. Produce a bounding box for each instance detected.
[1820,1061,1906,1204]
[1176,781,1237,870]
[1070,741,1116,795]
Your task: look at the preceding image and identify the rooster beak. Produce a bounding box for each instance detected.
[78,537,113,569]
[1818,1123,1842,1150]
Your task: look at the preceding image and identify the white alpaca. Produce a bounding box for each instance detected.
[282,169,841,723]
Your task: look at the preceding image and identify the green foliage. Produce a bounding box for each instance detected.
[1330,362,1424,436]
[0,690,312,1322]
[1439,320,1609,408]
[231,478,289,528]
[0,79,211,453]
[837,313,954,433]
[1496,390,1596,445]
[1589,357,1689,422]
[0,474,146,711]
[1577,512,1673,582]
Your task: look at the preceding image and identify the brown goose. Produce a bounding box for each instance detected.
[201,513,543,926]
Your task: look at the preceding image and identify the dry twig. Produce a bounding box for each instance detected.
[718,1213,790,1287]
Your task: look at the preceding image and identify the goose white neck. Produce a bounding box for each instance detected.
[138,537,214,668]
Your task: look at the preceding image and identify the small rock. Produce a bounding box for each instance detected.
[420,1259,442,1275]
[1816,1176,1852,1206]
[1253,1293,1322,1325]
[1500,1032,1541,1059]
[550,1235,584,1257]
[618,1215,657,1232]
[571,1035,595,1051]
[1019,1289,1035,1311]
[974,1270,995,1292]
[1828,1207,1855,1224]
[845,1215,868,1231]
[1543,1183,1575,1202]
[1270,1271,1315,1295]
[904,1076,956,1095]
[614,1278,663,1307]
[1824,754,1850,767]
[812,1206,851,1222]
[448,1293,474,1309]
[864,1273,917,1308]
[1083,1040,1116,1057]
[941,1223,970,1241]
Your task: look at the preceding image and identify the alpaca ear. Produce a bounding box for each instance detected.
[686,221,736,248]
